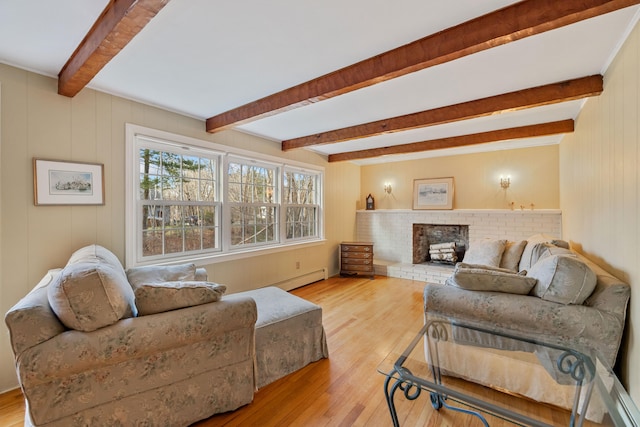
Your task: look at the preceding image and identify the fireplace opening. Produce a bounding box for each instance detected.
[413,224,469,265]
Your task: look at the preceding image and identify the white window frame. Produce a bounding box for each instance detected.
[282,166,322,243]
[125,124,324,268]
[225,155,281,250]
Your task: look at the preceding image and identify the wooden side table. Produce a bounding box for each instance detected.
[340,242,374,279]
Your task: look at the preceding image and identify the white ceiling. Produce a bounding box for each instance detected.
[1,0,639,165]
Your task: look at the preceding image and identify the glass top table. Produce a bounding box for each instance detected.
[377,315,639,427]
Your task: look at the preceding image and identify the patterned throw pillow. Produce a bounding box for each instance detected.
[462,239,507,268]
[48,262,137,331]
[47,245,137,332]
[133,281,227,315]
[448,263,537,295]
[499,240,527,272]
[527,254,597,305]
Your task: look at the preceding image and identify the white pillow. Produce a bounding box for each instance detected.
[126,263,197,287]
[462,239,507,268]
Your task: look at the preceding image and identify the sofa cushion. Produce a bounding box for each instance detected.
[527,254,597,305]
[47,245,137,332]
[67,244,124,270]
[448,263,537,295]
[530,243,575,265]
[462,239,507,268]
[126,263,197,287]
[518,234,558,271]
[48,262,137,331]
[499,240,527,272]
[134,281,227,315]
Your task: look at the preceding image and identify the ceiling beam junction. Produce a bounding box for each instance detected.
[327,120,574,162]
[282,75,602,151]
[205,0,638,133]
[58,0,170,97]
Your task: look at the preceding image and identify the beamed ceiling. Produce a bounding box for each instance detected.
[1,0,639,164]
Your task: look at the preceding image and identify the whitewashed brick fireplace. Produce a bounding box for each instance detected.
[356,209,562,283]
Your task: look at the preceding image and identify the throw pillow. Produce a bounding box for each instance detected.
[530,243,575,266]
[448,263,537,295]
[48,261,137,331]
[67,244,124,271]
[527,254,597,305]
[519,234,557,271]
[126,263,197,288]
[462,239,507,268]
[499,240,527,272]
[134,281,227,315]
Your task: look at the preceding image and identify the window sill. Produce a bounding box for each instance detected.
[130,239,327,268]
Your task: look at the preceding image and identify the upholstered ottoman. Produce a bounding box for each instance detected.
[230,286,329,388]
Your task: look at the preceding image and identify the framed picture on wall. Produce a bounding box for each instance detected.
[33,158,105,205]
[413,177,454,210]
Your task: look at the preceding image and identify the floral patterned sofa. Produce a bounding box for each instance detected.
[5,245,328,426]
[423,234,630,420]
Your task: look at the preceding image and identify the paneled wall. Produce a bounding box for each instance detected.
[0,65,360,392]
[560,20,639,402]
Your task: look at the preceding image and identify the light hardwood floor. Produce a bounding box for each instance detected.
[0,276,594,426]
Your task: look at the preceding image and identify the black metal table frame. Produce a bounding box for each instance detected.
[383,319,596,427]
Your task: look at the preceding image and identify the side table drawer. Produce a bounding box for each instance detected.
[342,257,373,266]
[342,263,373,272]
[342,251,372,260]
[342,245,373,253]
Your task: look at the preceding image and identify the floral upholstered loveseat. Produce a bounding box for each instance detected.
[5,244,328,426]
[423,234,630,420]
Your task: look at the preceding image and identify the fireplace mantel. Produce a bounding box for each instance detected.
[356,209,562,282]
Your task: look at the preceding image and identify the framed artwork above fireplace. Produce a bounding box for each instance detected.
[413,177,454,210]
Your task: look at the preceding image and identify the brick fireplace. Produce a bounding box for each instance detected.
[413,224,469,264]
[356,209,562,283]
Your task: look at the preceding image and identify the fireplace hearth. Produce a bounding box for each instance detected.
[413,224,469,265]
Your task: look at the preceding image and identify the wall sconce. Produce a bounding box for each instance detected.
[384,183,392,194]
[500,176,511,189]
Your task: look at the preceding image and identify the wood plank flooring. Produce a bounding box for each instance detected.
[0,276,596,426]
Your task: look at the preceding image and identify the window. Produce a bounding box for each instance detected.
[283,169,320,240]
[227,159,278,248]
[126,125,324,267]
[135,143,221,263]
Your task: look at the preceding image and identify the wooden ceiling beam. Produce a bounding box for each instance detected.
[206,0,638,133]
[328,120,574,162]
[283,75,602,151]
[58,0,170,97]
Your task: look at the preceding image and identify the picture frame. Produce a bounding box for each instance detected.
[33,158,105,206]
[412,177,454,210]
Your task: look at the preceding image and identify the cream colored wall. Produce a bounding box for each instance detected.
[0,64,360,392]
[560,20,640,403]
[360,145,559,210]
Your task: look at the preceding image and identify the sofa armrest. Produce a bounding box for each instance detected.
[423,284,625,366]
[5,270,66,358]
[16,296,257,386]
